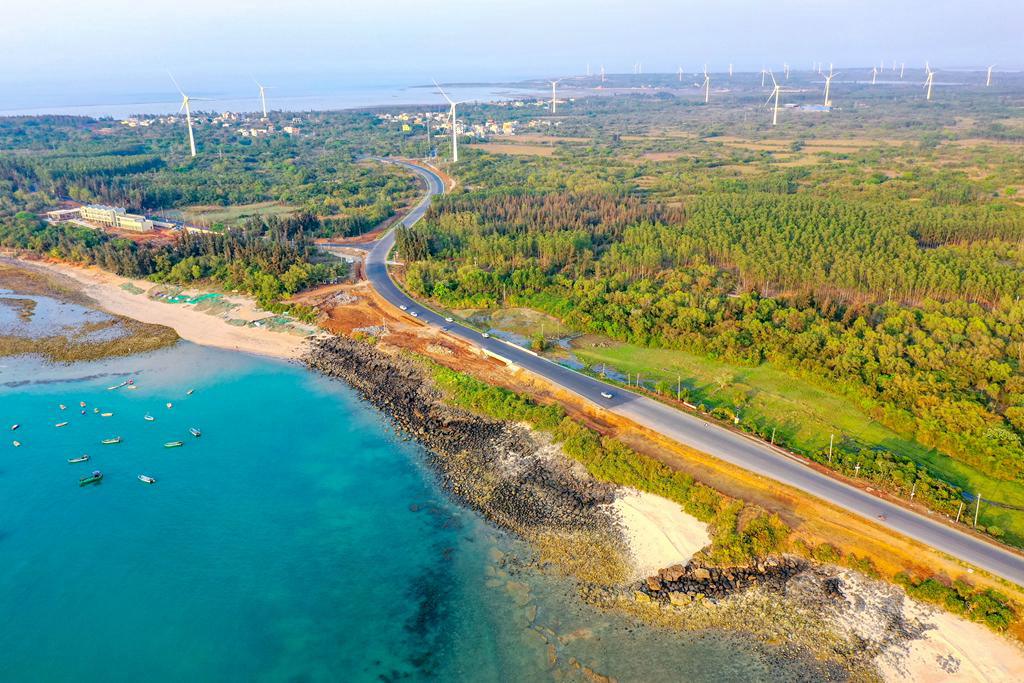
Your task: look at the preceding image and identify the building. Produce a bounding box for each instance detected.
[46,208,82,222]
[78,204,154,232]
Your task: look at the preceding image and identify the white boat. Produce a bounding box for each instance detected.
[166,402,173,409]
[12,440,20,447]
[10,424,18,431]
[186,389,194,396]
[138,475,157,484]
[68,455,90,463]
[189,427,201,437]
[55,421,69,428]
[144,414,155,422]
[59,404,66,410]
[126,385,138,390]
[101,412,113,417]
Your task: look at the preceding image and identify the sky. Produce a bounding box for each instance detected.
[2,0,1020,108]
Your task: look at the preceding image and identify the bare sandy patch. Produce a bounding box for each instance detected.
[473,143,556,157]
[611,489,710,581]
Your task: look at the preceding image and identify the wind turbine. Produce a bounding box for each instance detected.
[728,63,733,77]
[763,72,795,126]
[761,66,767,87]
[678,66,684,82]
[600,65,606,82]
[924,67,936,101]
[986,64,996,87]
[549,79,562,113]
[823,70,839,107]
[254,79,270,119]
[433,80,465,162]
[702,69,710,103]
[169,73,198,157]
[784,62,790,80]
[871,66,878,85]
[586,63,592,77]
[900,62,905,79]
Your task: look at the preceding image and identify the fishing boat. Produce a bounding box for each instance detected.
[166,402,173,409]
[164,441,184,448]
[101,412,113,417]
[101,436,122,445]
[12,440,20,447]
[189,427,201,437]
[10,424,18,431]
[68,455,90,464]
[55,421,69,428]
[126,385,138,390]
[59,404,66,410]
[93,407,99,414]
[144,414,155,422]
[79,470,103,486]
[186,389,194,396]
[138,474,156,484]
[79,401,86,408]
[80,410,86,415]
[107,380,129,390]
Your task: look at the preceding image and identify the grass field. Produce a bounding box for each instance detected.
[177,201,296,227]
[568,337,1024,541]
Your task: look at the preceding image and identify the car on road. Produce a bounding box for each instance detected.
[445,317,454,323]
[410,311,418,317]
[482,332,490,338]
[601,391,614,399]
[399,305,407,311]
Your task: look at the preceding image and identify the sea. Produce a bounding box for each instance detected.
[0,326,824,681]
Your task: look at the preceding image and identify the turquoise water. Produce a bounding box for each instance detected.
[0,343,821,682]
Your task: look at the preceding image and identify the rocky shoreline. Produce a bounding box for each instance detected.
[304,336,1009,681]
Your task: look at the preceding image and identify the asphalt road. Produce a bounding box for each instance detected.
[366,159,1024,587]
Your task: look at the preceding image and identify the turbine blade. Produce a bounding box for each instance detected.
[168,71,185,96]
[432,79,455,105]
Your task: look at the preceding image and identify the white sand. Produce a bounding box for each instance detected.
[22,260,313,360]
[611,489,710,581]
[877,596,1024,682]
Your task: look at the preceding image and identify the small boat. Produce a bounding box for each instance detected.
[101,412,113,417]
[55,421,69,428]
[12,440,20,447]
[68,455,90,464]
[186,389,194,396]
[164,441,184,448]
[59,404,66,410]
[166,402,173,409]
[10,424,18,431]
[79,470,103,486]
[189,427,201,438]
[80,410,86,415]
[107,380,129,390]
[126,385,138,390]
[138,474,156,484]
[144,414,155,422]
[101,437,122,445]
[79,401,86,408]
[94,407,100,414]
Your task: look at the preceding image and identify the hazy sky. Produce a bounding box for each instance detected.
[2,0,1020,102]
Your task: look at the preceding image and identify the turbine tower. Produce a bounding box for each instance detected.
[549,79,562,113]
[763,72,795,126]
[728,63,733,77]
[433,80,464,163]
[924,67,936,101]
[823,70,839,107]
[784,62,790,80]
[600,65,606,82]
[169,73,197,157]
[871,66,878,85]
[702,70,710,103]
[900,62,905,79]
[254,79,270,119]
[678,66,683,82]
[986,64,996,87]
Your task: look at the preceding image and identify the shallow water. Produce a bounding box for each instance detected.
[0,343,823,681]
[0,289,124,342]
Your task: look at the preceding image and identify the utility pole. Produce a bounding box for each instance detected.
[956,501,964,524]
[974,494,982,528]
[677,376,681,401]
[828,434,834,463]
[854,463,860,477]
[910,482,917,500]
[771,427,776,445]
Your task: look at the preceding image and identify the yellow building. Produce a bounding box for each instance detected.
[79,205,154,232]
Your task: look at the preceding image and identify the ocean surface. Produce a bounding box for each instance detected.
[0,341,819,682]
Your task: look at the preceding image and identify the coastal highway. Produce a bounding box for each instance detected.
[366,159,1024,587]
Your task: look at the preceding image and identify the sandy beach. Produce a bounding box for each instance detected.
[611,489,711,581]
[19,259,314,361]
[877,596,1024,682]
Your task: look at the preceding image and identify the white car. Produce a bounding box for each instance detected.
[600,391,614,399]
[399,305,408,311]
[445,317,454,323]
[410,311,418,317]
[482,332,490,338]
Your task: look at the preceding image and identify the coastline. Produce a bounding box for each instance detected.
[11,257,1024,680]
[15,258,311,361]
